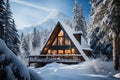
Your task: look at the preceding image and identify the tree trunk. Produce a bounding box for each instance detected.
[113,33,119,70]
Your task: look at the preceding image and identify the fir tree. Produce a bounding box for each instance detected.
[32,27,40,49]
[0,0,20,55]
[87,0,113,61]
[22,38,30,57]
[20,32,24,41]
[0,0,5,39]
[2,0,20,55]
[72,0,87,38]
[103,0,120,70]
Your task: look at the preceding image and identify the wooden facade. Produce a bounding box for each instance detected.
[29,22,94,67]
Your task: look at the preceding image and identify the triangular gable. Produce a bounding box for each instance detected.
[59,22,89,61]
[41,22,90,61]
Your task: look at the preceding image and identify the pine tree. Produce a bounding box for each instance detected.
[36,30,40,47]
[22,38,30,57]
[32,27,40,49]
[103,0,120,70]
[87,0,113,61]
[0,0,20,55]
[4,0,20,55]
[72,0,87,38]
[20,32,24,41]
[0,0,6,39]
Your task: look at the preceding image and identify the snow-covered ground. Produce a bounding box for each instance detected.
[30,60,120,80]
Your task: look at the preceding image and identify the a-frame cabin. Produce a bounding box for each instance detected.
[29,22,94,67]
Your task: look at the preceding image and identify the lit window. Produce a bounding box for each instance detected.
[51,50,57,54]
[48,49,51,54]
[52,38,57,46]
[58,30,64,36]
[58,37,64,46]
[65,38,71,45]
[72,48,75,54]
[65,50,71,54]
[58,50,63,54]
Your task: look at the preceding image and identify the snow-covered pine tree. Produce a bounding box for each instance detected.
[0,0,20,55]
[32,27,36,49]
[72,0,87,38]
[21,36,30,65]
[22,38,30,58]
[42,29,49,46]
[20,32,29,64]
[20,32,24,41]
[102,0,120,70]
[32,27,39,49]
[0,38,42,80]
[36,30,41,47]
[0,0,6,39]
[87,0,113,61]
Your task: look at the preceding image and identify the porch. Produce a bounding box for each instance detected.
[28,54,84,66]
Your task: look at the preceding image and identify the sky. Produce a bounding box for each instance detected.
[10,0,91,29]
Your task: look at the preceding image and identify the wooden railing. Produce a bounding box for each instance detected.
[28,54,84,66]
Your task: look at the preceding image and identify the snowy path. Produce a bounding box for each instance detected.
[31,60,119,80]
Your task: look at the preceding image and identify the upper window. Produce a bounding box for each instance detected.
[58,30,64,36]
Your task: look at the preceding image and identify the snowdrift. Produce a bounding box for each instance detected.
[0,38,42,80]
[31,60,120,80]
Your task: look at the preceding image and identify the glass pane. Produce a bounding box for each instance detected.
[52,38,57,46]
[74,48,79,54]
[51,50,57,55]
[65,37,71,45]
[58,50,63,54]
[48,49,51,54]
[58,37,64,46]
[65,50,71,54]
[58,30,64,36]
[71,48,75,54]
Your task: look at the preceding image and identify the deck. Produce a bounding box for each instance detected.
[28,54,84,66]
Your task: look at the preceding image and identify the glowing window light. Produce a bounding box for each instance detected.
[72,48,75,54]
[52,38,57,46]
[65,50,71,54]
[44,48,47,51]
[58,30,64,36]
[52,50,57,54]
[48,49,51,54]
[58,50,63,54]
[58,37,64,45]
[65,39,71,45]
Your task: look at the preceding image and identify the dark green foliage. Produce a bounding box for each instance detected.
[0,0,20,55]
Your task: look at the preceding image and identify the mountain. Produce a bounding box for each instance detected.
[18,11,70,34]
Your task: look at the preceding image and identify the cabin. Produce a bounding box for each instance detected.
[29,22,94,67]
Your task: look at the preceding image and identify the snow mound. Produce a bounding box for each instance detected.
[0,38,42,80]
[32,59,119,80]
[114,73,120,78]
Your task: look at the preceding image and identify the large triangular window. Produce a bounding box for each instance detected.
[46,30,79,55]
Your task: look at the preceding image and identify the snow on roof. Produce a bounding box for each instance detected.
[59,22,92,51]
[81,36,92,51]
[60,22,89,61]
[73,31,83,34]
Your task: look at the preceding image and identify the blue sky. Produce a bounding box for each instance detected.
[10,0,91,29]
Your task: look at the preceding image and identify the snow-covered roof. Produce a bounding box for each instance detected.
[73,31,83,34]
[81,36,93,51]
[60,22,92,50]
[60,22,91,61]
